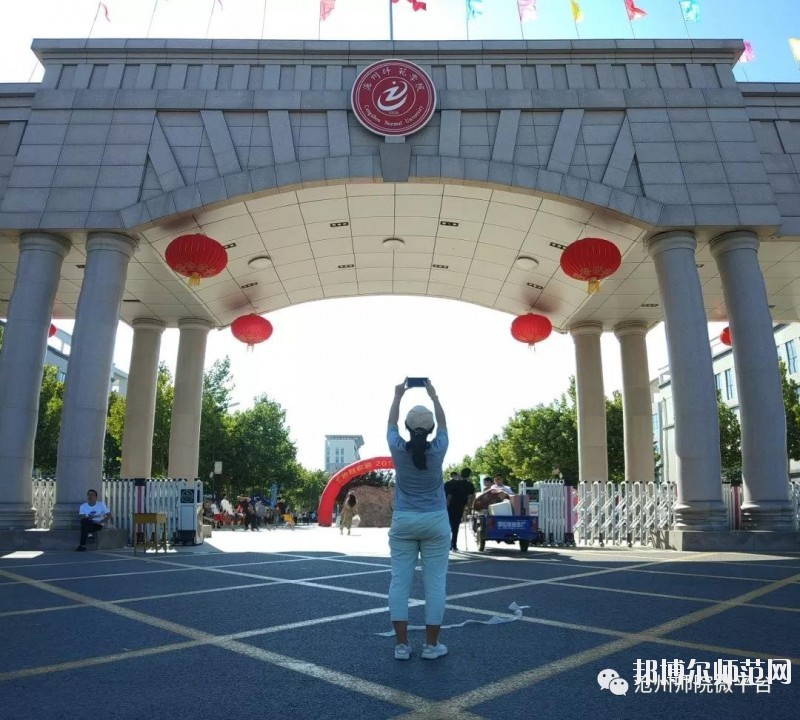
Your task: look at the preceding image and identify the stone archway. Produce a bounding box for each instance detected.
[317,456,394,527]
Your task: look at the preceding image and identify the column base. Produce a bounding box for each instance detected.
[741,501,797,531]
[0,503,36,531]
[50,505,84,531]
[652,530,800,552]
[674,501,728,531]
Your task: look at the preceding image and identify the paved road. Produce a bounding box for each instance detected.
[1,526,798,719]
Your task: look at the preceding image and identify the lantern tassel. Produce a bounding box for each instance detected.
[587,278,601,294]
[188,272,201,288]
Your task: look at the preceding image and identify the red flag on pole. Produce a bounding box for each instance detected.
[99,2,111,21]
[624,0,646,20]
[320,0,335,20]
[392,0,427,11]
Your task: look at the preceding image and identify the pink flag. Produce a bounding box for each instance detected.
[320,0,335,20]
[740,41,756,63]
[624,0,646,20]
[99,2,111,21]
[518,0,537,22]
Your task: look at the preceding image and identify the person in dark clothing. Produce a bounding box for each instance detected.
[444,467,476,551]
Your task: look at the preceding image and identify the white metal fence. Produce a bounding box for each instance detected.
[524,480,800,547]
[32,478,202,542]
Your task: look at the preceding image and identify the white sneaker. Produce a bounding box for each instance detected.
[394,643,411,660]
[421,643,448,660]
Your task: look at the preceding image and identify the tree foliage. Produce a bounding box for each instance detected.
[198,357,234,482]
[34,365,64,475]
[103,391,126,476]
[779,359,800,461]
[151,363,174,476]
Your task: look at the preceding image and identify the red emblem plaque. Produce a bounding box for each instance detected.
[351,59,437,137]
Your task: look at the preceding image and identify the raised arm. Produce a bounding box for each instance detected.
[425,380,447,431]
[388,381,406,426]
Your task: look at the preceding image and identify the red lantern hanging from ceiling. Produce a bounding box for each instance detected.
[48,323,57,338]
[560,237,622,294]
[720,326,732,346]
[165,234,228,287]
[231,313,273,350]
[511,313,553,348]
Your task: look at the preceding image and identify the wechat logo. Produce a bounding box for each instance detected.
[598,669,629,696]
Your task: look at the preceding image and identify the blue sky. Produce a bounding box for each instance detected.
[0,0,796,472]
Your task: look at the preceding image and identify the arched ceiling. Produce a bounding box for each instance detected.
[2,180,800,330]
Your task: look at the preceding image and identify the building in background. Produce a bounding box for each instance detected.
[324,434,364,475]
[0,321,128,396]
[653,323,800,482]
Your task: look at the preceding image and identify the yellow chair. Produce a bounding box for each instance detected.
[132,512,169,553]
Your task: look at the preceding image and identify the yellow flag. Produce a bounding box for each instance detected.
[790,38,800,63]
[571,0,584,22]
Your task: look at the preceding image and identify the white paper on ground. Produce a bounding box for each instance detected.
[376,602,529,636]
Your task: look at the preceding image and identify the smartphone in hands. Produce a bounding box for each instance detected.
[406,377,428,388]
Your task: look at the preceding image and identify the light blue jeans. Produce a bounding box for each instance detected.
[388,509,450,625]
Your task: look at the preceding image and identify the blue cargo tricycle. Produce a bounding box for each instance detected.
[472,513,539,553]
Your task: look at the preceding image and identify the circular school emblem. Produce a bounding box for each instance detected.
[351,59,437,137]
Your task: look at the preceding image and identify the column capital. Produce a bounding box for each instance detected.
[131,318,167,333]
[646,230,696,258]
[613,320,649,339]
[709,230,759,258]
[86,231,138,258]
[569,321,603,338]
[178,317,213,332]
[19,231,71,258]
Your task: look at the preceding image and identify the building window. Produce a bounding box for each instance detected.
[335,447,344,465]
[58,371,66,382]
[714,373,722,394]
[786,340,798,375]
[724,368,735,401]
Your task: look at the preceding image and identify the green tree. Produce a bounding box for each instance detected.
[779,359,800,461]
[718,391,742,483]
[103,391,125,476]
[224,394,298,499]
[198,357,235,482]
[151,363,174,476]
[33,365,64,476]
[284,466,330,512]
[606,390,625,483]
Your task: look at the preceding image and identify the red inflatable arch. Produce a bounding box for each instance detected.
[317,456,394,527]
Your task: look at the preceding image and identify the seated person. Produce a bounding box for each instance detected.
[76,489,112,551]
[491,474,515,495]
[472,474,514,511]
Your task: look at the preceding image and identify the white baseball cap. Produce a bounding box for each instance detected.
[405,405,434,432]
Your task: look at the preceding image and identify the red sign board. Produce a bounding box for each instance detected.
[351,59,437,137]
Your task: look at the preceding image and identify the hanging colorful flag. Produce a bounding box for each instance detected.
[624,0,646,20]
[320,0,335,20]
[518,0,538,22]
[679,0,699,22]
[571,0,584,22]
[392,0,427,10]
[99,1,111,21]
[468,0,483,18]
[789,38,800,63]
[740,41,756,63]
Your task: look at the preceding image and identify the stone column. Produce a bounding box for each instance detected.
[614,321,655,484]
[52,232,138,530]
[168,318,211,480]
[646,231,726,530]
[120,319,166,479]
[0,232,70,529]
[570,322,608,483]
[710,231,794,530]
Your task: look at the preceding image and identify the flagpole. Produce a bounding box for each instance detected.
[389,0,394,41]
[88,2,102,39]
[146,0,159,39]
[205,0,216,39]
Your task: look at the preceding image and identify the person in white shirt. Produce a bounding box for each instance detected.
[76,489,112,551]
[491,474,515,495]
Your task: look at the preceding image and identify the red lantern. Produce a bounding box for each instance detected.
[165,234,228,287]
[511,313,552,347]
[231,314,273,350]
[560,237,622,294]
[720,326,732,346]
[48,323,57,338]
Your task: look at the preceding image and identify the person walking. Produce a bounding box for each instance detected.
[339,492,358,535]
[387,378,450,661]
[444,467,476,551]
